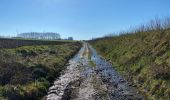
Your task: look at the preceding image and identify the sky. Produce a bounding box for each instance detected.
[0,0,170,40]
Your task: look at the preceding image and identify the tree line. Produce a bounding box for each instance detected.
[17,32,61,40]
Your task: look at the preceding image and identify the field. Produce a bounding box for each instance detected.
[0,39,82,100]
[89,19,170,99]
[0,38,73,49]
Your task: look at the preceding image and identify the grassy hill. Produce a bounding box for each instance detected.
[90,18,170,99]
[0,41,82,100]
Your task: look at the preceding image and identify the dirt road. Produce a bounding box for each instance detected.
[46,43,143,100]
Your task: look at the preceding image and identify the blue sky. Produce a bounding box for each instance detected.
[0,0,170,40]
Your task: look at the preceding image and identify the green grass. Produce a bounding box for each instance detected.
[90,28,170,99]
[89,60,96,67]
[0,42,82,100]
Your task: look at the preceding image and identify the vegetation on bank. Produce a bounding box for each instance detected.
[90,18,170,99]
[0,42,82,100]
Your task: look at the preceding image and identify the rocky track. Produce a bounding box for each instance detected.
[46,43,143,100]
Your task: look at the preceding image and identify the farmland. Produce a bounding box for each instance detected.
[0,38,72,49]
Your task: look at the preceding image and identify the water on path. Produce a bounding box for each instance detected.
[46,43,143,100]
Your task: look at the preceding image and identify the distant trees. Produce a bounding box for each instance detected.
[1,32,75,41]
[17,32,61,40]
[68,37,73,40]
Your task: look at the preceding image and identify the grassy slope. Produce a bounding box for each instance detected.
[0,42,82,100]
[90,29,170,99]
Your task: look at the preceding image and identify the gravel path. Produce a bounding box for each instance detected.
[46,43,143,100]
